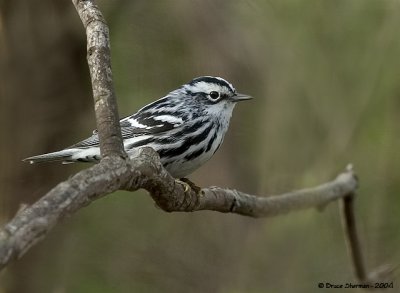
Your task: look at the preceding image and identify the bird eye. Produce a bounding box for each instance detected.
[209,91,220,100]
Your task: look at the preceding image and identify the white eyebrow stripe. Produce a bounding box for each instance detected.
[186,82,232,95]
[214,76,235,92]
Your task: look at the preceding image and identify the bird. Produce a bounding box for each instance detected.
[23,76,252,178]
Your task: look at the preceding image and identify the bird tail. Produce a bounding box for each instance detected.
[23,149,77,164]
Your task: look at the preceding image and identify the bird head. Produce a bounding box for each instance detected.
[181,76,252,117]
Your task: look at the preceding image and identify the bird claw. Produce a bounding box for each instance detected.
[175,178,202,194]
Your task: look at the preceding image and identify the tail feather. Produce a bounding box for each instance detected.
[23,149,76,164]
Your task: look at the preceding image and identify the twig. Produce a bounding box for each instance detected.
[340,193,396,286]
[341,194,368,281]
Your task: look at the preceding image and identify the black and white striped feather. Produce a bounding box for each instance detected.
[23,76,251,178]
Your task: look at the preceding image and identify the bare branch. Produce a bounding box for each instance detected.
[72,0,125,158]
[340,195,396,285]
[131,150,358,217]
[341,194,368,281]
[0,147,358,271]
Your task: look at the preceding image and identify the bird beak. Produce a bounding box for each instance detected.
[231,93,253,102]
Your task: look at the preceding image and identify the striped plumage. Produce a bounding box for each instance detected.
[23,76,252,178]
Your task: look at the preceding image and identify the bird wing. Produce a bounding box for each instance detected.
[70,109,185,149]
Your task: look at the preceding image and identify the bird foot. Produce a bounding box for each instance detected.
[175,178,202,194]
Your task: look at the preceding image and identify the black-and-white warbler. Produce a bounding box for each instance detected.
[24,76,252,178]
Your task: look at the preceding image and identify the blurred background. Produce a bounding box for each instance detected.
[1,0,399,292]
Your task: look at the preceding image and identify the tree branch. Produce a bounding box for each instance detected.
[0,147,358,271]
[72,0,125,158]
[0,0,394,287]
[133,153,358,217]
[340,195,396,285]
